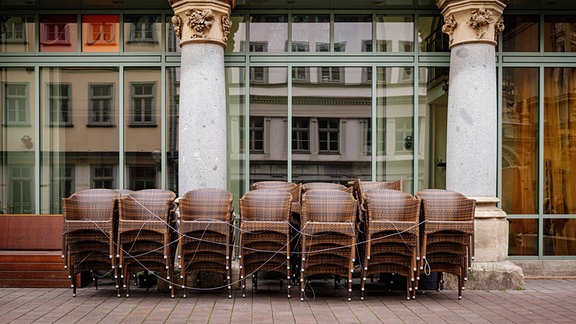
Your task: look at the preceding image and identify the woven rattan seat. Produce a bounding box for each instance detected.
[299,189,357,301]
[118,189,176,298]
[360,189,420,300]
[239,188,292,298]
[62,189,121,297]
[176,188,234,298]
[415,189,476,300]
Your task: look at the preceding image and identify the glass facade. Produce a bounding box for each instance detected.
[1,5,576,260]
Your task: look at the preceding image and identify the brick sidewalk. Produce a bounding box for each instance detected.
[1,279,576,323]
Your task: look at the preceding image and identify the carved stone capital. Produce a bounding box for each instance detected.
[436,0,506,48]
[169,0,235,48]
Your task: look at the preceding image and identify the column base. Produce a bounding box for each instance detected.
[442,260,525,291]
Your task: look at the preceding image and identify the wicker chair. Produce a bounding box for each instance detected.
[301,182,352,194]
[239,189,293,298]
[176,188,234,298]
[415,189,476,299]
[62,189,121,297]
[360,189,420,300]
[117,189,177,297]
[299,189,357,302]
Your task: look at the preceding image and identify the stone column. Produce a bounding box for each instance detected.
[437,0,524,290]
[169,0,235,193]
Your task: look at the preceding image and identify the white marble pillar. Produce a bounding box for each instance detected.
[437,0,525,290]
[169,0,235,194]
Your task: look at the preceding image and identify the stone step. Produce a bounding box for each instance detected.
[0,251,70,288]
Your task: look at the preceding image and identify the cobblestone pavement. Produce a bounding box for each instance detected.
[1,279,576,323]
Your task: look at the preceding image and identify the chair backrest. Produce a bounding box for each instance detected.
[415,189,476,222]
[62,189,120,221]
[301,189,356,223]
[119,189,176,222]
[251,181,301,204]
[302,182,352,194]
[363,189,420,222]
[179,188,233,222]
[240,189,292,222]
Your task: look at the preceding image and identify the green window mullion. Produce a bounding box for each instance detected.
[34,65,40,213]
[537,65,545,258]
[371,64,377,181]
[287,64,293,182]
[160,65,166,189]
[119,65,125,190]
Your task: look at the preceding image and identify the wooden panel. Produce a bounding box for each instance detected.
[0,215,63,250]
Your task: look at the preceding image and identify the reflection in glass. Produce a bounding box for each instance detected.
[1,15,35,52]
[418,16,449,52]
[376,67,414,191]
[292,14,329,53]
[249,67,288,181]
[225,15,246,53]
[249,15,287,53]
[503,15,539,52]
[124,68,161,190]
[544,218,576,256]
[40,15,77,52]
[334,15,371,53]
[226,67,246,204]
[40,67,119,213]
[124,15,161,52]
[292,67,371,184]
[544,15,576,52]
[82,14,119,53]
[1,68,36,214]
[508,218,538,256]
[375,15,413,52]
[501,68,538,215]
[166,67,180,193]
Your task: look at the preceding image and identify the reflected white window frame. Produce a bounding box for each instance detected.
[8,165,34,214]
[249,116,264,152]
[88,83,114,126]
[1,16,26,43]
[41,22,70,45]
[130,82,156,126]
[50,164,74,214]
[4,82,29,125]
[48,83,73,127]
[292,117,310,153]
[127,15,160,44]
[318,118,340,153]
[91,164,116,189]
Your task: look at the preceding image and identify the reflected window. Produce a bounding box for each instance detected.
[292,14,329,53]
[88,83,114,126]
[503,15,539,52]
[1,16,25,42]
[292,66,309,83]
[249,42,268,83]
[319,67,343,83]
[130,82,156,126]
[48,83,72,126]
[364,118,372,155]
[395,117,413,153]
[4,83,29,125]
[376,15,413,52]
[249,14,287,53]
[43,22,69,45]
[125,15,161,52]
[130,166,156,190]
[419,16,449,52]
[545,15,576,52]
[318,118,339,153]
[50,165,74,213]
[91,165,115,188]
[334,14,372,53]
[292,118,310,152]
[40,15,77,52]
[8,166,34,214]
[292,41,309,52]
[82,15,119,52]
[249,116,264,152]
[1,15,35,52]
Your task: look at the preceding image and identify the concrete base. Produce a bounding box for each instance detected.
[443,260,525,291]
[512,260,576,278]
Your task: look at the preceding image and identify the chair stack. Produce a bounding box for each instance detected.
[252,181,302,284]
[62,189,121,297]
[176,188,234,298]
[117,189,176,297]
[415,189,476,299]
[239,188,293,298]
[299,189,357,301]
[360,189,420,300]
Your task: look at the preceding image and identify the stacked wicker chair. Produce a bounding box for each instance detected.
[117,189,177,297]
[251,181,302,284]
[239,188,293,298]
[176,188,234,298]
[62,189,121,297]
[360,189,420,300]
[415,189,476,299]
[299,189,357,302]
[302,182,352,194]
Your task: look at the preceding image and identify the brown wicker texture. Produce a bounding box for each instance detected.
[415,189,476,300]
[239,189,292,298]
[62,189,121,297]
[360,189,420,300]
[299,189,357,302]
[301,182,353,194]
[117,189,176,298]
[252,181,302,215]
[176,188,234,298]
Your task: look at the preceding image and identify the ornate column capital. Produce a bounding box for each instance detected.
[168,0,236,48]
[436,0,506,48]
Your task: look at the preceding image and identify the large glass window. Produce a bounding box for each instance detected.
[503,15,539,52]
[249,14,287,53]
[292,14,330,53]
[40,15,77,52]
[124,15,161,52]
[545,15,576,52]
[376,15,413,52]
[334,14,371,53]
